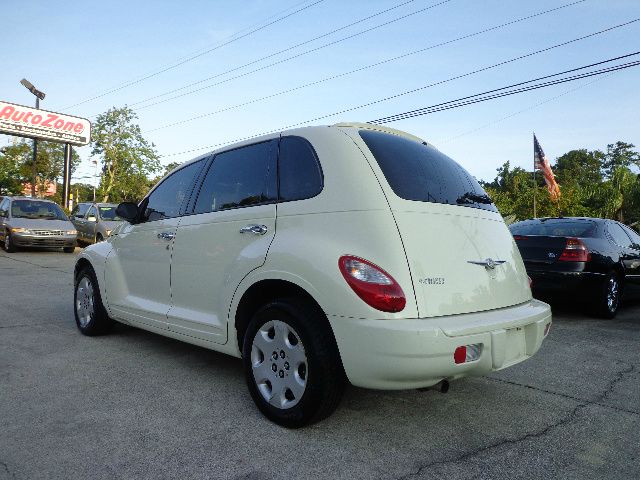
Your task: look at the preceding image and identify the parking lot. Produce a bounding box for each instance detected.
[1,248,639,480]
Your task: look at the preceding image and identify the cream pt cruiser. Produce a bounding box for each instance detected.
[74,123,551,427]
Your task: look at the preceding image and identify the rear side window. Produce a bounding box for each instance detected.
[194,140,277,214]
[360,130,497,212]
[143,159,205,222]
[608,223,634,248]
[278,136,323,201]
[621,224,640,246]
[510,220,598,237]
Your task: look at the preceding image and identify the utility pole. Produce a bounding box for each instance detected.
[20,79,45,198]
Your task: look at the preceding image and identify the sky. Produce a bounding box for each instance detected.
[2,0,639,186]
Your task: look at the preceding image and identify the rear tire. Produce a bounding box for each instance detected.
[74,266,113,335]
[63,246,75,253]
[96,233,104,243]
[594,271,621,319]
[242,298,345,428]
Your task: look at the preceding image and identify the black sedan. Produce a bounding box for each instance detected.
[509,217,640,318]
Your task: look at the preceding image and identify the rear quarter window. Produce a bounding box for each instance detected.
[359,129,496,212]
[278,136,323,202]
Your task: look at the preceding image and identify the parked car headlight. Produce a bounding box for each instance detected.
[11,227,31,234]
[67,230,78,235]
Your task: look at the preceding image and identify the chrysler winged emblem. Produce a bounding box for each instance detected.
[467,258,507,270]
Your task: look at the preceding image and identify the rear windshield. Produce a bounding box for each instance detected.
[359,129,497,212]
[510,220,598,237]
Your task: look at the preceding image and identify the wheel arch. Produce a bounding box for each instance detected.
[232,278,335,355]
[74,257,94,280]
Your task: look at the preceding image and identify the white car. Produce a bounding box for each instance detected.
[74,123,551,427]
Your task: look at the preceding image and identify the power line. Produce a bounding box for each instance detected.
[437,73,615,145]
[146,0,587,133]
[160,52,640,158]
[126,0,453,112]
[370,52,640,123]
[63,0,326,110]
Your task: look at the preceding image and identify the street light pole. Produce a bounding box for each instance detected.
[32,96,39,198]
[20,79,45,198]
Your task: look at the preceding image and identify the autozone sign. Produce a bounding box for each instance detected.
[0,101,91,146]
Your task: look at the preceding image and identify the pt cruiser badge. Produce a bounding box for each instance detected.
[467,258,507,270]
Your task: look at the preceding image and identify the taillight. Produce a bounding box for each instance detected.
[513,235,528,241]
[338,255,406,312]
[528,275,533,289]
[558,237,591,262]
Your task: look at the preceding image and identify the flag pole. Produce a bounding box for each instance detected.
[533,132,537,218]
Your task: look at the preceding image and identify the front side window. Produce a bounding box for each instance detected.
[86,206,97,220]
[143,160,205,222]
[194,140,277,214]
[278,136,323,202]
[360,129,497,212]
[72,203,90,218]
[98,206,122,221]
[11,200,68,220]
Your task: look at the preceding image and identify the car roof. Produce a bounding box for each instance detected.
[9,197,58,204]
[165,122,432,178]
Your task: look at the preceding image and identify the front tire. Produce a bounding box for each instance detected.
[63,246,75,253]
[595,271,621,319]
[4,231,16,253]
[74,266,113,335]
[242,298,345,428]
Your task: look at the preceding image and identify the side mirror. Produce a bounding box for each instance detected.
[0,210,6,218]
[116,202,140,223]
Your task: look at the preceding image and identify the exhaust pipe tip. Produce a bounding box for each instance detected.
[416,379,450,393]
[439,379,450,394]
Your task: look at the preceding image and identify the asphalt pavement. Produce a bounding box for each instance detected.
[1,248,639,480]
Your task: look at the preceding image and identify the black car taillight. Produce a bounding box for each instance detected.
[558,237,591,262]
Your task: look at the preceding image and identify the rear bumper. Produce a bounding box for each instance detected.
[329,299,551,390]
[12,233,76,248]
[528,270,606,295]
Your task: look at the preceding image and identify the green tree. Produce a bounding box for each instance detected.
[601,141,640,178]
[554,149,603,187]
[0,142,27,195]
[0,140,79,197]
[91,106,161,202]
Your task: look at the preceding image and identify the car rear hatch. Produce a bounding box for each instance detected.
[355,127,531,318]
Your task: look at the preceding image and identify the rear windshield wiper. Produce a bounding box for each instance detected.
[456,192,493,205]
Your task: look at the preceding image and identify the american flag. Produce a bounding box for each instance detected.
[534,134,561,201]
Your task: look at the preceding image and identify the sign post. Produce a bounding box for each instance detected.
[62,144,72,210]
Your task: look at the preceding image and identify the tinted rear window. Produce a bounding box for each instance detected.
[360,130,497,212]
[510,220,598,237]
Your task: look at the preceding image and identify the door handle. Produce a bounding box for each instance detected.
[157,232,175,241]
[239,224,268,235]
